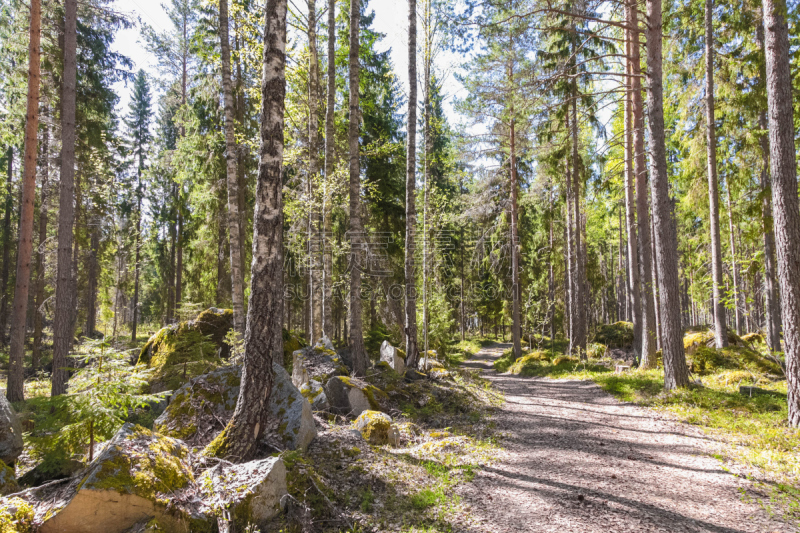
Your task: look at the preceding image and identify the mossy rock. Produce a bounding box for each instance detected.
[684,329,747,354]
[0,497,33,532]
[282,329,307,371]
[324,376,387,417]
[137,308,233,393]
[0,462,18,496]
[353,411,393,445]
[156,363,317,452]
[687,346,782,375]
[741,333,766,346]
[592,322,634,349]
[38,424,199,533]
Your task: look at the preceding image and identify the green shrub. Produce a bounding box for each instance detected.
[592,322,634,348]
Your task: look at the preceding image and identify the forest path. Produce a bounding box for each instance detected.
[457,342,793,533]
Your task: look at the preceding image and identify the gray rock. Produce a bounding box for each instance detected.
[324,376,372,417]
[155,363,317,451]
[292,351,310,387]
[316,336,335,351]
[380,341,405,374]
[198,457,287,525]
[300,379,329,411]
[0,393,23,465]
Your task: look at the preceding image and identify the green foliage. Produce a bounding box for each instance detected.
[592,322,634,349]
[365,321,392,359]
[22,338,164,464]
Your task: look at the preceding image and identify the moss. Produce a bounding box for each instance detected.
[688,346,782,375]
[202,422,233,459]
[282,329,306,371]
[355,411,392,444]
[87,425,193,501]
[137,308,234,391]
[592,322,634,348]
[0,498,33,533]
[741,332,766,345]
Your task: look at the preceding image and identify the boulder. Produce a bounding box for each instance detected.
[137,308,233,393]
[380,341,405,375]
[354,411,393,445]
[291,351,310,387]
[0,462,18,495]
[323,377,386,417]
[38,424,199,533]
[291,344,348,385]
[198,457,287,525]
[155,363,316,451]
[300,379,329,411]
[0,394,23,465]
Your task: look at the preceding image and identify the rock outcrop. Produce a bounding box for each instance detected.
[198,457,287,525]
[38,424,198,533]
[137,308,233,392]
[155,362,316,451]
[380,341,405,374]
[324,377,386,418]
[0,394,23,465]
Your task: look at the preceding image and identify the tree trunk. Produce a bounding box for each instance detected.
[565,162,574,352]
[347,0,367,376]
[726,186,743,334]
[629,0,657,366]
[571,93,586,357]
[549,185,555,343]
[0,152,12,344]
[7,0,41,401]
[307,0,322,344]
[51,0,78,397]
[762,0,800,426]
[33,110,49,372]
[204,0,288,461]
[131,180,142,342]
[645,0,689,389]
[322,0,336,340]
[220,0,246,337]
[509,57,522,360]
[704,0,728,348]
[404,0,419,367]
[623,29,642,361]
[85,224,99,337]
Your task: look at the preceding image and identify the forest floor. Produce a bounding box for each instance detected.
[457,342,796,533]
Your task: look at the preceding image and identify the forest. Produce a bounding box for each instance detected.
[0,0,798,530]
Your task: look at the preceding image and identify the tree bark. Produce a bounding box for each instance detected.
[704,0,728,349]
[762,0,800,426]
[220,0,246,337]
[404,0,419,368]
[760,114,781,352]
[308,0,322,344]
[131,177,142,342]
[322,0,336,340]
[726,186,743,334]
[571,91,586,357]
[7,0,41,401]
[85,224,99,337]
[0,152,12,344]
[629,0,657,366]
[51,0,78,397]
[509,56,522,360]
[347,0,367,376]
[645,0,689,389]
[623,26,642,361]
[205,0,288,461]
[33,110,49,372]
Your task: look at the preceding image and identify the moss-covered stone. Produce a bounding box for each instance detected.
[39,424,198,533]
[0,497,33,533]
[684,329,747,354]
[282,329,307,371]
[354,411,392,445]
[687,346,783,375]
[0,464,17,496]
[137,308,233,393]
[592,322,634,349]
[158,363,317,452]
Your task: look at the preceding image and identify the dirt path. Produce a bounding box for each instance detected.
[457,343,794,533]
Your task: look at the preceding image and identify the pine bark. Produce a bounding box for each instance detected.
[131,176,142,342]
[762,0,800,426]
[307,0,322,344]
[509,53,522,360]
[570,94,586,357]
[86,225,99,337]
[404,0,419,367]
[33,113,49,372]
[220,0,246,337]
[704,0,728,348]
[322,0,336,340]
[629,0,657,366]
[7,0,41,402]
[726,186,743,334]
[760,113,781,352]
[0,152,12,343]
[51,0,78,396]
[347,0,367,376]
[645,0,689,389]
[206,0,288,461]
[623,28,642,361]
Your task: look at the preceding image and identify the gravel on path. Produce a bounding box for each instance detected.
[457,342,795,533]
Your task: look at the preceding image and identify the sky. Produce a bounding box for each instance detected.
[110,0,466,127]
